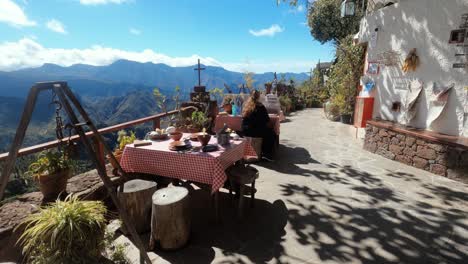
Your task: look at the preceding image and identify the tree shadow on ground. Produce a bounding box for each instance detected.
[256,143,320,177]
[279,166,468,264]
[134,189,290,264]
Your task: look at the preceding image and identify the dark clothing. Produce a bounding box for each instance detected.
[242,104,275,158]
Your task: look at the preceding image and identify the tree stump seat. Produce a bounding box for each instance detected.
[226,164,259,218]
[149,186,191,250]
[117,179,157,234]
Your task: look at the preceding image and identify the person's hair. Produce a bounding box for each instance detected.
[242,90,261,117]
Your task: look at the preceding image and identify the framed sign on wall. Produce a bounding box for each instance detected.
[367,61,380,75]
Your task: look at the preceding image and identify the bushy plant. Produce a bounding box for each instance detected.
[279,95,292,114]
[116,130,136,152]
[191,111,209,131]
[26,152,73,179]
[17,194,107,263]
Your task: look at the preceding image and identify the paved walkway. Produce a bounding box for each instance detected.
[121,109,468,264]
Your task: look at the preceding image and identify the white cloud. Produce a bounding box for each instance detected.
[79,0,130,5]
[0,38,313,73]
[249,24,284,37]
[129,28,141,35]
[288,4,305,13]
[46,19,67,34]
[0,0,36,27]
[299,21,308,26]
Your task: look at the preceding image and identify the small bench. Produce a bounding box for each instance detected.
[226,164,259,218]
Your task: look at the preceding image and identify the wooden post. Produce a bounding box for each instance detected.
[0,85,41,200]
[117,179,158,233]
[153,117,160,130]
[93,137,106,170]
[149,186,190,250]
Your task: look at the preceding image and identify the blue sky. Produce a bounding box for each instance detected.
[0,0,335,73]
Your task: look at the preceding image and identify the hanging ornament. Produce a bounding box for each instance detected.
[402,48,420,73]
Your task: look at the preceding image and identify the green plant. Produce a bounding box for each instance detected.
[26,152,73,179]
[191,111,209,131]
[279,95,293,114]
[17,194,107,263]
[210,87,225,103]
[116,130,136,152]
[222,95,234,105]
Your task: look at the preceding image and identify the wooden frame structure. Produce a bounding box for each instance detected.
[0,81,152,263]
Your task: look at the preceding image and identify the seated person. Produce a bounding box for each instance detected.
[241,90,275,160]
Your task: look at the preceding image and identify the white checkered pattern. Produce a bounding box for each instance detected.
[120,134,257,193]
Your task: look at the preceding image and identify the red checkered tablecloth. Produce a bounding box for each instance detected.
[120,134,257,193]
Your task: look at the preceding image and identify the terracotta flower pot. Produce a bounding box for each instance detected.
[170,132,183,141]
[223,104,232,114]
[37,169,71,200]
[108,150,123,170]
[197,134,211,146]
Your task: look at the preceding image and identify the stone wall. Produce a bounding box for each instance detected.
[364,124,468,183]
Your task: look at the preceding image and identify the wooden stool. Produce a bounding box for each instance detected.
[226,165,259,218]
[117,179,157,234]
[149,186,190,250]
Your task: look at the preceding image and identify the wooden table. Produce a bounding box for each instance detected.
[120,135,257,221]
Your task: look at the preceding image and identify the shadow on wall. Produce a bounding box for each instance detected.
[362,0,467,136]
[280,162,468,264]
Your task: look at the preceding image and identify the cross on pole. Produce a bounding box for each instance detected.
[194,59,205,87]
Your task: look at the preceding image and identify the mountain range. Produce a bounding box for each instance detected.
[0,60,309,151]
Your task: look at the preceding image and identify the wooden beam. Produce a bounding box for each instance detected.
[0,86,41,200]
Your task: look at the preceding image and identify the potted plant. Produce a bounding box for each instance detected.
[109,130,136,169]
[26,151,73,200]
[189,111,210,132]
[197,128,211,146]
[334,94,353,124]
[17,194,107,263]
[222,95,234,114]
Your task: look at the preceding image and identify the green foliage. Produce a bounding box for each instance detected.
[17,194,107,264]
[307,0,364,44]
[191,111,209,130]
[117,130,136,151]
[210,87,225,103]
[326,35,365,114]
[153,87,167,112]
[243,71,255,91]
[26,151,73,179]
[279,95,293,114]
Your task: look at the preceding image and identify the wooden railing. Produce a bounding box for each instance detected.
[0,107,195,169]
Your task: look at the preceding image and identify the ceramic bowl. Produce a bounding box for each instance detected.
[169,132,183,141]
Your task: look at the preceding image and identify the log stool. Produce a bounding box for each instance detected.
[149,186,190,250]
[117,179,157,234]
[226,165,259,218]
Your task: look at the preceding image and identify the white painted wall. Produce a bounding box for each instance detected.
[358,0,468,136]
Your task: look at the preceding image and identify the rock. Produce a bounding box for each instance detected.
[396,155,412,165]
[382,137,390,143]
[390,137,400,145]
[416,146,437,160]
[446,149,461,168]
[376,148,395,160]
[430,164,446,176]
[406,137,416,146]
[416,139,426,145]
[403,147,416,157]
[396,134,406,141]
[388,131,396,136]
[372,126,379,133]
[389,144,403,155]
[379,129,388,137]
[436,154,448,166]
[377,141,389,150]
[413,156,429,169]
[427,143,446,153]
[365,142,377,153]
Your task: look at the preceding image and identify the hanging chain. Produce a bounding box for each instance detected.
[50,91,64,142]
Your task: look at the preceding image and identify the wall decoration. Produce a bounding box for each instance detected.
[370,27,379,48]
[376,50,400,66]
[367,61,380,74]
[453,63,467,68]
[391,102,401,112]
[402,48,420,73]
[403,79,423,124]
[449,29,466,44]
[427,83,455,127]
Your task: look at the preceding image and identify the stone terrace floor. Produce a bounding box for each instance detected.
[120,108,468,264]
